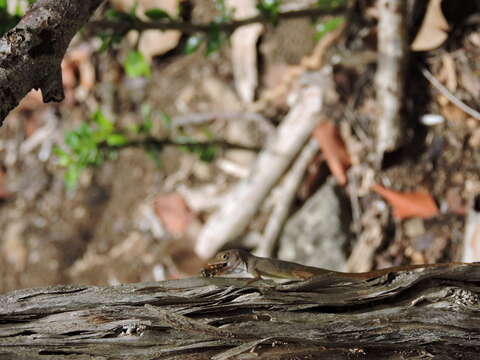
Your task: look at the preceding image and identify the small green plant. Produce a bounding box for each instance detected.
[53,109,127,190]
[257,0,282,25]
[314,16,344,40]
[55,108,219,189]
[124,50,151,78]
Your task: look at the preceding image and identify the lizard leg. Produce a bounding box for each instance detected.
[245,269,262,285]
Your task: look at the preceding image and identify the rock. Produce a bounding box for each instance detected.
[278,178,352,271]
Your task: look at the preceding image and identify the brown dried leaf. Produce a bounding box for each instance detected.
[313,121,351,186]
[441,53,457,92]
[372,184,439,219]
[411,0,449,51]
[154,193,193,237]
[0,167,11,200]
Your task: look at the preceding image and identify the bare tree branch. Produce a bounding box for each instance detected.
[0,0,104,124]
[89,6,346,35]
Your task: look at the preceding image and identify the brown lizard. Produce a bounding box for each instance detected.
[201,249,472,283]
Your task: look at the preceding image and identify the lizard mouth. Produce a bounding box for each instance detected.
[201,261,228,277]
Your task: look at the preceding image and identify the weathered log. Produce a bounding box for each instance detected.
[1,264,480,359]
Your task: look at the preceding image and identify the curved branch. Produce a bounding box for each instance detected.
[0,0,104,124]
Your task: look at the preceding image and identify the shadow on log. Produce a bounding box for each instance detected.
[1,264,480,359]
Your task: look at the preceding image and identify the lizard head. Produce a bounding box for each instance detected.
[202,249,247,277]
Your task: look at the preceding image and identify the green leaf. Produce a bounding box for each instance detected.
[314,16,344,41]
[317,0,346,10]
[124,50,151,78]
[143,118,153,134]
[53,146,71,166]
[145,8,171,20]
[184,35,204,54]
[105,9,137,22]
[205,23,227,56]
[0,1,6,9]
[106,133,128,146]
[97,32,123,53]
[65,131,81,150]
[64,165,81,190]
[257,0,281,25]
[93,109,114,133]
[198,145,217,162]
[160,112,172,130]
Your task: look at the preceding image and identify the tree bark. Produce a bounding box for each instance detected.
[1,264,480,359]
[0,0,103,125]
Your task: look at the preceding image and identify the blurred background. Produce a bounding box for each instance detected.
[0,0,479,293]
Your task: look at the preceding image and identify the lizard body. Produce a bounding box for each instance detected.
[201,249,471,283]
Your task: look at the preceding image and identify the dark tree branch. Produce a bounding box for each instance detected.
[0,0,104,125]
[115,137,261,152]
[1,264,480,359]
[89,6,346,35]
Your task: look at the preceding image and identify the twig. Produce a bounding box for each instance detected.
[111,137,261,152]
[89,6,346,35]
[421,67,480,121]
[172,111,274,135]
[255,139,319,258]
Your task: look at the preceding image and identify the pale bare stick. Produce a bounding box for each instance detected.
[255,139,319,258]
[421,67,480,121]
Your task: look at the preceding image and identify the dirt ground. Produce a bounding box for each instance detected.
[0,1,479,293]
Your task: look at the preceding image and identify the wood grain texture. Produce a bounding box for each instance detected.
[1,264,480,359]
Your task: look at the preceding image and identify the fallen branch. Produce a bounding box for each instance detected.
[1,263,480,359]
[0,0,104,124]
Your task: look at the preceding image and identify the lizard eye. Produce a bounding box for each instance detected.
[222,254,229,260]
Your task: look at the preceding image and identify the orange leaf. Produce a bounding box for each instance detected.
[313,121,351,185]
[154,193,193,237]
[372,184,439,219]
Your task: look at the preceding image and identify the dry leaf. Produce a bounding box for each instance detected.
[313,121,351,185]
[227,0,263,103]
[411,0,449,51]
[372,184,439,219]
[154,193,193,237]
[441,53,457,92]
